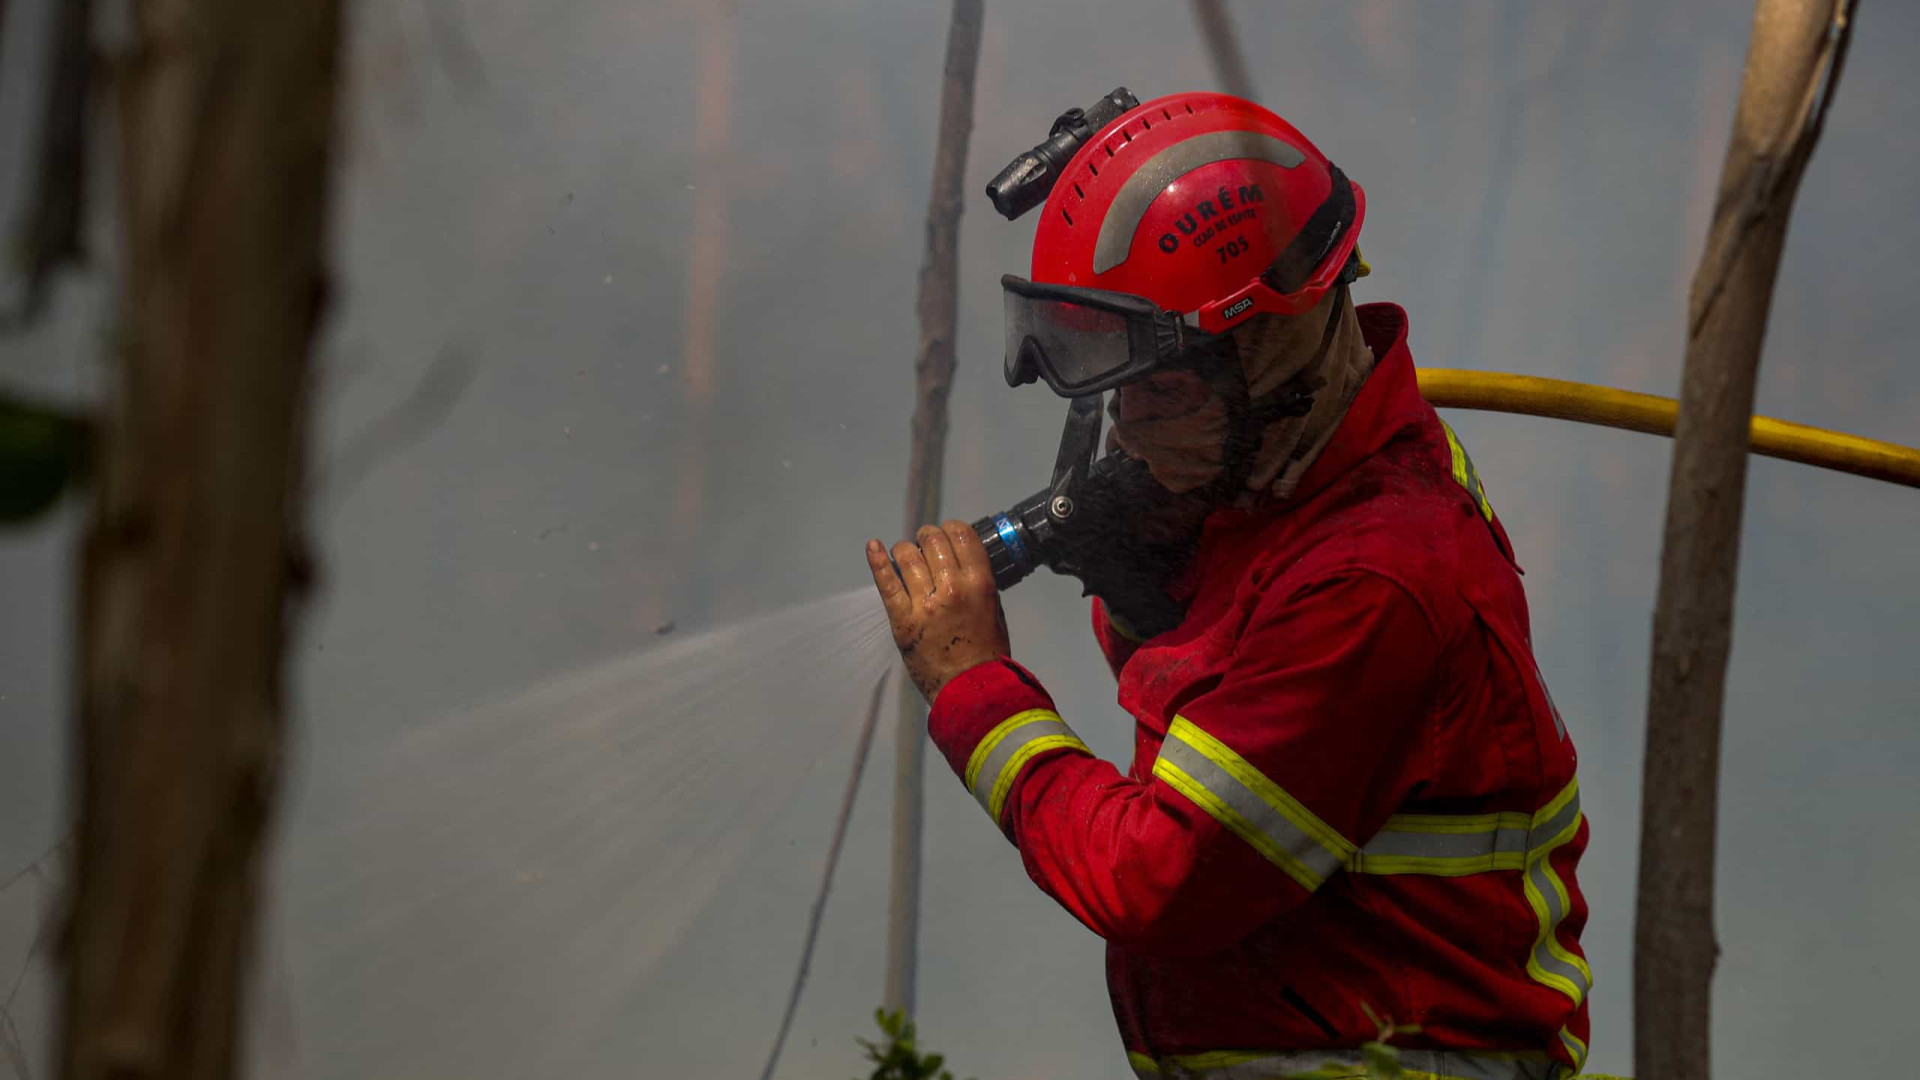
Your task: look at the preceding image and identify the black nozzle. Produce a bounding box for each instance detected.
[985,87,1139,221]
[973,497,1051,592]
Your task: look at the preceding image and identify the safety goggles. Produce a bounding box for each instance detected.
[1001,275,1218,397]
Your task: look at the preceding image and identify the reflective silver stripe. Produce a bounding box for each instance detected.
[1153,732,1347,891]
[1358,781,1585,876]
[1129,1047,1565,1080]
[1091,130,1306,274]
[964,712,1088,822]
[1357,816,1531,872]
[1531,784,1582,846]
[1523,785,1592,1006]
[1557,1028,1588,1073]
[1534,658,1569,742]
[1525,845,1589,1001]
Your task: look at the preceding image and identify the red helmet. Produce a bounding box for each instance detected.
[1030,91,1364,335]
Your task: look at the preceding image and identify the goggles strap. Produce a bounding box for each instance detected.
[1264,162,1356,296]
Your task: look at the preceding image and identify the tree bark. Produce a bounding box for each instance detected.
[58,0,345,1075]
[885,0,982,1021]
[1189,0,1258,101]
[1635,3,1855,1079]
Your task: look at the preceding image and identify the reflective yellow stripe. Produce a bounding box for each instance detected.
[1351,779,1593,1055]
[1355,810,1530,876]
[1531,777,1579,828]
[1163,1050,1273,1070]
[1168,717,1356,864]
[1441,419,1495,521]
[1357,779,1579,878]
[988,733,1088,821]
[1356,849,1527,877]
[964,709,1058,792]
[1521,781,1592,1006]
[1558,1027,1588,1073]
[1151,756,1323,891]
[1153,716,1354,891]
[964,709,1090,824]
[1107,608,1147,644]
[1526,784,1593,994]
[1128,1051,1161,1077]
[1380,810,1534,834]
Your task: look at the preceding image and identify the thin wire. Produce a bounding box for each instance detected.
[757,669,892,1080]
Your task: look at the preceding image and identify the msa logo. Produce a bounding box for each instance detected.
[1222,297,1255,320]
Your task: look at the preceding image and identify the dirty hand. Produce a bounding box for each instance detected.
[865,521,1011,705]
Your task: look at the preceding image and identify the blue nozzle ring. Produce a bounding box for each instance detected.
[994,514,1030,570]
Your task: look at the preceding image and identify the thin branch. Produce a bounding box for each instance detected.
[415,0,487,94]
[5,884,59,1010]
[887,0,983,1020]
[757,672,890,1080]
[0,839,69,897]
[0,840,66,1080]
[1189,0,1258,101]
[320,345,473,499]
[2,1008,32,1080]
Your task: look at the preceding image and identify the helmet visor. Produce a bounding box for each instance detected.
[1001,276,1183,396]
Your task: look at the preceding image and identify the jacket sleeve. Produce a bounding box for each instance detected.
[928,570,1439,956]
[1089,597,1143,678]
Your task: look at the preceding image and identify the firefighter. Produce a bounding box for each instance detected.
[864,91,1591,1080]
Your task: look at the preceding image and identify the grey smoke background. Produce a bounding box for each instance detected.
[4,1,1918,1077]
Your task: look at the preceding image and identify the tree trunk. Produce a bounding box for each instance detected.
[1635,3,1855,1078]
[670,0,735,625]
[885,0,982,1021]
[58,0,345,1075]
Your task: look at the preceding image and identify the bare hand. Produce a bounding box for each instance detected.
[865,521,1011,704]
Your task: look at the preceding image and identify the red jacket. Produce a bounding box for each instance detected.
[928,304,1591,1080]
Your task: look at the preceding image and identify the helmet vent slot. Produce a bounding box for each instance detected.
[1060,207,1074,226]
[1072,183,1085,199]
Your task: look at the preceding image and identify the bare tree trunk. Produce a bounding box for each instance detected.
[58,0,345,1075]
[1189,0,1257,100]
[1635,3,1855,1079]
[885,0,982,1021]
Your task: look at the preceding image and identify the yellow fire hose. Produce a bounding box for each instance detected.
[1416,369,1920,491]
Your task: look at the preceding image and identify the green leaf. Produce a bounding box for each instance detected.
[857,1008,975,1080]
[0,391,88,524]
[1360,1040,1403,1079]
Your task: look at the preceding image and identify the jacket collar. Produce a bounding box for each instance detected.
[1174,303,1424,597]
